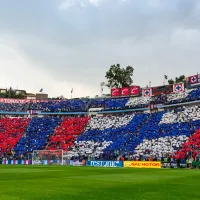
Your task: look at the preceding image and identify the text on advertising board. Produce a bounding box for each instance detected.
[86,161,123,167]
[124,161,161,168]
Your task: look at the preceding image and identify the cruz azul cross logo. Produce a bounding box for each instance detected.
[191,76,197,83]
[143,88,152,97]
[173,83,184,93]
[189,75,199,85]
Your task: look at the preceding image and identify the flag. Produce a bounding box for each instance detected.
[164,75,168,80]
[39,88,43,92]
[101,82,105,86]
[189,75,199,85]
[149,102,157,110]
[142,88,152,97]
[149,81,151,87]
[173,83,184,93]
[71,88,73,93]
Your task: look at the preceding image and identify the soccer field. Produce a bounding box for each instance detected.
[0,165,200,200]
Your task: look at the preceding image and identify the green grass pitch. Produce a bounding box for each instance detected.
[0,165,200,200]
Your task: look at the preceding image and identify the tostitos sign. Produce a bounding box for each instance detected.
[124,161,161,168]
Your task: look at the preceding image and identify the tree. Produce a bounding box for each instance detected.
[175,75,185,83]
[105,64,134,88]
[168,79,175,84]
[168,75,185,84]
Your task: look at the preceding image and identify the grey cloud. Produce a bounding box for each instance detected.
[0,0,200,96]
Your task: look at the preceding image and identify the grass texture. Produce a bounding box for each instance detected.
[0,165,200,200]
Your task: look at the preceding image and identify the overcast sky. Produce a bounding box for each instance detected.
[0,0,200,98]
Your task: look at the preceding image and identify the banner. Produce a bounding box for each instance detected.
[142,88,152,97]
[192,161,200,168]
[0,98,57,104]
[70,160,83,166]
[130,86,140,96]
[161,162,177,168]
[121,87,129,96]
[180,163,187,168]
[162,162,170,168]
[2,160,32,165]
[111,86,140,97]
[189,74,200,85]
[111,88,121,97]
[0,98,30,104]
[152,85,173,96]
[124,161,161,168]
[86,161,123,168]
[29,110,41,115]
[170,162,177,168]
[149,102,157,110]
[173,83,184,93]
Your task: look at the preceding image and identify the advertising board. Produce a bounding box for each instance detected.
[70,160,83,166]
[111,86,140,97]
[111,88,121,97]
[121,87,129,96]
[124,161,161,168]
[86,161,123,168]
[152,85,173,96]
[130,86,140,96]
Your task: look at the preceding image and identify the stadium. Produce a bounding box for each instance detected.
[0,73,200,199]
[1,1,200,200]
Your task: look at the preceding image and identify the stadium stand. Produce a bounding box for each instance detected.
[0,81,200,162]
[89,98,129,110]
[104,98,129,110]
[46,116,89,151]
[125,97,150,108]
[0,118,30,157]
[14,117,62,157]
[0,102,28,112]
[69,113,149,159]
[165,88,200,105]
[175,128,200,160]
[90,98,107,108]
[29,99,89,112]
[0,87,199,113]
[66,105,200,160]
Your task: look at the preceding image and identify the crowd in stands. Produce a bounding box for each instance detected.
[69,113,148,159]
[0,103,28,112]
[165,90,190,105]
[66,105,200,161]
[14,117,62,158]
[165,88,200,105]
[175,129,200,160]
[0,118,30,157]
[125,97,150,108]
[29,99,89,112]
[104,98,129,110]
[46,117,89,151]
[90,99,107,108]
[89,87,200,110]
[0,87,199,112]
[0,100,200,162]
